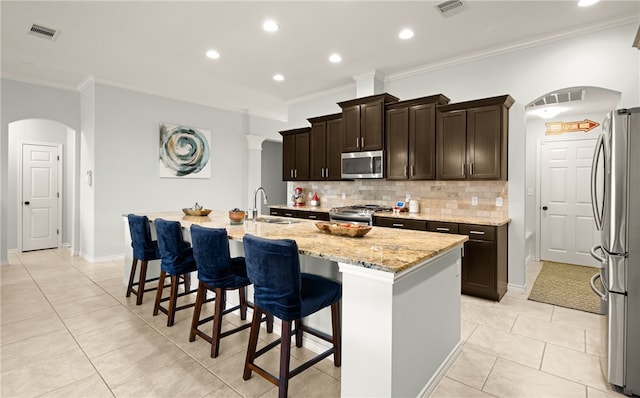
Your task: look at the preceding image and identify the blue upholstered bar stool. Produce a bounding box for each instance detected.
[153,218,198,327]
[126,214,161,305]
[242,234,342,398]
[189,225,261,358]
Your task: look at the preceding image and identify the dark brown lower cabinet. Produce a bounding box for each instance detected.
[268,208,329,221]
[459,224,507,301]
[429,222,508,301]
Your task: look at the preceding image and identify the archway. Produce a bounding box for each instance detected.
[523,86,621,265]
[8,119,78,253]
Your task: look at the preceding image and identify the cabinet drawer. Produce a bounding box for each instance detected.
[296,210,329,221]
[427,222,459,234]
[269,208,298,218]
[459,224,495,241]
[374,217,427,231]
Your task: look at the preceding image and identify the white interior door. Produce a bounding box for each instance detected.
[22,143,60,251]
[540,138,599,266]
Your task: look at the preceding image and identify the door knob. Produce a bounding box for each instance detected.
[542,206,548,211]
[24,201,30,205]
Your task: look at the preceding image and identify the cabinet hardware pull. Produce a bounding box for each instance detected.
[462,163,465,176]
[411,164,415,176]
[404,165,408,177]
[470,162,474,175]
[284,213,293,217]
[290,169,294,178]
[321,168,324,178]
[469,230,485,235]
[325,167,328,177]
[392,223,404,227]
[436,227,450,232]
[308,215,317,219]
[356,138,359,149]
[294,169,297,178]
[361,137,364,148]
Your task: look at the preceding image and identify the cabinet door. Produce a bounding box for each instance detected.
[310,122,327,180]
[461,238,496,299]
[467,104,503,180]
[342,105,360,152]
[410,103,436,180]
[385,107,409,180]
[361,100,384,151]
[437,109,467,180]
[294,131,310,180]
[282,134,296,181]
[325,118,343,180]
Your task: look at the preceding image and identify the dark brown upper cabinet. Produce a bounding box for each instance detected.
[280,127,310,181]
[436,95,514,180]
[338,93,399,152]
[307,113,342,181]
[385,95,450,180]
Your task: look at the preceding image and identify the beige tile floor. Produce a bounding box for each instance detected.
[0,249,629,398]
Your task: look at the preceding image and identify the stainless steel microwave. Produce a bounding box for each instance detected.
[341,150,384,179]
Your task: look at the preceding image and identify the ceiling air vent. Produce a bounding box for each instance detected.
[435,0,468,17]
[27,24,60,41]
[529,89,585,108]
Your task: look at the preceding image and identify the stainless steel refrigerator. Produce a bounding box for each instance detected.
[590,107,639,396]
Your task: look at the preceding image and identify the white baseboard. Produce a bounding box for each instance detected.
[419,340,464,397]
[507,283,527,294]
[79,252,125,264]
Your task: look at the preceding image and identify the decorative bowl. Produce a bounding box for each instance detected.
[182,208,212,216]
[228,210,245,225]
[315,222,372,238]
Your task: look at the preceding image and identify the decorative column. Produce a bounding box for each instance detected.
[245,134,266,214]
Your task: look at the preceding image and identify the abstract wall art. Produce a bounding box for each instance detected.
[159,123,211,178]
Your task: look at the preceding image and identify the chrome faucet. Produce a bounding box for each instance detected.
[253,187,268,220]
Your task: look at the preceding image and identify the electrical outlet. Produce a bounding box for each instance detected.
[471,196,478,206]
[496,197,503,207]
[527,187,534,196]
[342,193,346,200]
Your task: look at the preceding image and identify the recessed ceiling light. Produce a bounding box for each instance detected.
[206,49,220,59]
[273,74,284,81]
[578,0,599,6]
[263,20,279,32]
[399,28,414,40]
[329,53,342,63]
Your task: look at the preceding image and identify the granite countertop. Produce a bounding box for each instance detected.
[141,211,467,274]
[268,205,511,226]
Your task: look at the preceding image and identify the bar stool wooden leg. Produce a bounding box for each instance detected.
[167,275,179,326]
[294,319,303,348]
[239,287,247,320]
[243,307,263,380]
[279,320,293,398]
[189,281,206,342]
[153,271,167,316]
[211,288,225,358]
[136,260,149,305]
[331,301,341,367]
[126,258,138,298]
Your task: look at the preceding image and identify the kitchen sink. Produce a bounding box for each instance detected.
[254,217,301,224]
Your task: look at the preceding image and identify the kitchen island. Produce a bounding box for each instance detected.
[123,210,467,397]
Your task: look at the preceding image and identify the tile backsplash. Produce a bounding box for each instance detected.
[287,180,508,219]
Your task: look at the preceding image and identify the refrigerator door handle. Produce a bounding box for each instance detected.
[590,272,606,300]
[591,133,605,231]
[590,244,606,265]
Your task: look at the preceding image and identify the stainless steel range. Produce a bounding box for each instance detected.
[329,204,393,225]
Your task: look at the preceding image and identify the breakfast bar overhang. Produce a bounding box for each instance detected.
[123,211,468,397]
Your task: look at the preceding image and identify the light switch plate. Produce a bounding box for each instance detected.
[496,197,503,207]
[471,196,478,206]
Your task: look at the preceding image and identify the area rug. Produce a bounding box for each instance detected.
[528,261,605,315]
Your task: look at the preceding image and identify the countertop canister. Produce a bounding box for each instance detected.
[409,200,420,213]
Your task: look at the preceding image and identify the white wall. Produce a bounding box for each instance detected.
[85,83,286,259]
[0,79,81,263]
[8,119,76,250]
[286,22,640,291]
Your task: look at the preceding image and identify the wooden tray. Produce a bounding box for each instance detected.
[315,222,372,238]
[182,208,212,216]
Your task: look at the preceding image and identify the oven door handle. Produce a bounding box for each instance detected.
[590,272,606,300]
